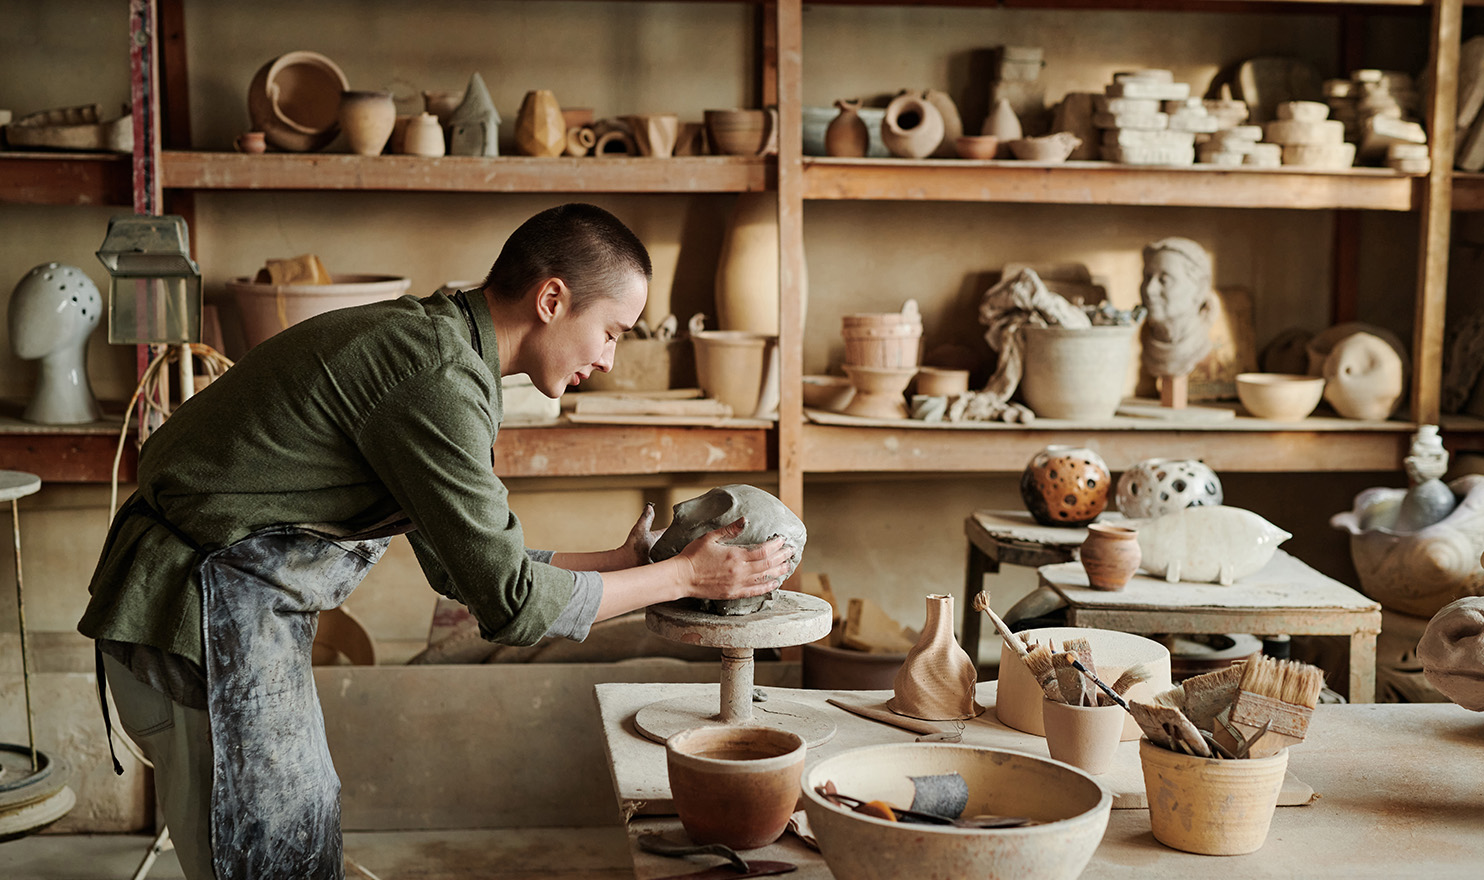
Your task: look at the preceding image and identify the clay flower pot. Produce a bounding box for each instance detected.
[825,99,869,158]
[247,50,350,152]
[1139,739,1288,855]
[887,594,984,721]
[1020,444,1111,527]
[954,135,1000,159]
[1018,323,1137,420]
[1080,523,1142,590]
[1042,698,1126,775]
[666,726,805,851]
[692,328,778,419]
[881,90,945,159]
[338,90,395,156]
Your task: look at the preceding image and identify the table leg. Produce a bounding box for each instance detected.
[1349,630,1377,704]
[963,545,998,668]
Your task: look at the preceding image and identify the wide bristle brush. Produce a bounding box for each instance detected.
[1061,637,1097,706]
[1101,662,1153,707]
[1214,655,1325,758]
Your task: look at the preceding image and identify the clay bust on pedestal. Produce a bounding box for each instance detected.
[649,485,806,615]
[8,262,103,424]
[1140,237,1216,407]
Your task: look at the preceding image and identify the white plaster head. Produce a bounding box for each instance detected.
[649,484,807,615]
[1139,237,1215,377]
[8,263,103,424]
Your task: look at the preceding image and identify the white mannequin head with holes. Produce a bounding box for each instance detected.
[8,262,103,424]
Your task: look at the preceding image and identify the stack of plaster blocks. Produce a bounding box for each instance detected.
[1264,101,1356,170]
[1326,69,1428,172]
[1097,70,1205,166]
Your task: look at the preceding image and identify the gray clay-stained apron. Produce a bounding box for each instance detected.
[196,524,393,880]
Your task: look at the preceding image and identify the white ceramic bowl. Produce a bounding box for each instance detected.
[1236,372,1325,420]
[228,273,411,349]
[802,743,1111,880]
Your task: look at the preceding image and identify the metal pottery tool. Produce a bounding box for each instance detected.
[637,833,797,878]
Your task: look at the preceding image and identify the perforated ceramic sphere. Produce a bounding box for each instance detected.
[1019,446,1111,527]
[1115,458,1223,519]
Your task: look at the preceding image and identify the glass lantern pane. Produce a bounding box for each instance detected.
[107,275,201,344]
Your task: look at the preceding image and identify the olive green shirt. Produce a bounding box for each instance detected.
[78,291,581,665]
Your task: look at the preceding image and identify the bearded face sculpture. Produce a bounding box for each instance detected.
[649,484,807,615]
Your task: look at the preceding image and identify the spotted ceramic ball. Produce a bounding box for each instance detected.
[1115,458,1224,519]
[1019,446,1111,527]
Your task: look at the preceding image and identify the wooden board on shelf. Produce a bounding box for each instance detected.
[0,152,131,206]
[804,405,1398,432]
[0,411,135,483]
[161,152,772,194]
[492,422,771,477]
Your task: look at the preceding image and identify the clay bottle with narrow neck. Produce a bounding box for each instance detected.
[887,594,984,721]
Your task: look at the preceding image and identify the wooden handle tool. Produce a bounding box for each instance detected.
[826,699,945,737]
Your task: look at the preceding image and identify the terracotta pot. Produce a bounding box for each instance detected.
[881,90,944,159]
[705,107,778,156]
[954,134,999,159]
[915,366,969,397]
[516,90,565,157]
[1139,739,1288,855]
[338,90,395,156]
[692,330,778,418]
[666,726,805,851]
[1020,444,1111,527]
[247,50,350,152]
[842,364,915,420]
[825,99,869,158]
[1042,698,1125,775]
[887,594,984,721]
[1079,523,1142,590]
[234,131,266,154]
[626,113,679,158]
[716,192,807,335]
[227,274,412,349]
[402,113,446,157]
[1018,324,1137,420]
[1115,458,1224,519]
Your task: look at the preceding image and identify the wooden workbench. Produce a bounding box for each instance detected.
[596,682,1483,879]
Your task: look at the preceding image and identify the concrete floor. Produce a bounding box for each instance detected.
[1,827,636,879]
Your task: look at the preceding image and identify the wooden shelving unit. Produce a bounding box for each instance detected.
[493,423,772,477]
[0,153,131,207]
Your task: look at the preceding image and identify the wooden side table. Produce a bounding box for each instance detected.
[1037,550,1383,702]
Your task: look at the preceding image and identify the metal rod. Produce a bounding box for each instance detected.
[718,646,755,723]
[12,498,37,771]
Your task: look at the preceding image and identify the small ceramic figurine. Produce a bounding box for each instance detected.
[1323,330,1405,420]
[8,263,103,424]
[449,72,501,157]
[1395,425,1456,531]
[1131,505,1290,585]
[649,485,806,615]
[1140,237,1217,390]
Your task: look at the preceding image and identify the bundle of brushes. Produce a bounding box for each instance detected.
[1129,655,1325,760]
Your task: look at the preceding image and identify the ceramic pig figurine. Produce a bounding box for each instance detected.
[649,484,807,615]
[1130,505,1290,585]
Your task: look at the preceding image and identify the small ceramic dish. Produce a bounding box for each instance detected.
[1007,132,1082,163]
[954,135,1000,160]
[1235,372,1325,420]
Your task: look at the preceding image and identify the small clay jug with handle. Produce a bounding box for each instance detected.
[1080,522,1142,590]
[825,99,869,157]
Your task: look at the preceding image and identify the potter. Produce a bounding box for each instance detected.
[78,204,795,880]
[8,263,104,424]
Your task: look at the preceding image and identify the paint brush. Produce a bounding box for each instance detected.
[1056,652,1131,710]
[1129,700,1213,758]
[1175,663,1246,731]
[1021,641,1065,702]
[970,590,1029,658]
[1213,655,1325,759]
[1051,651,1086,705]
[1062,636,1097,706]
[1101,662,1152,707]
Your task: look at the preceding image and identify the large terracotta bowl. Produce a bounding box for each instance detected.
[802,743,1111,880]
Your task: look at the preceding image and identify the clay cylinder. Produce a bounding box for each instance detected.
[1139,739,1288,855]
[338,90,395,156]
[666,726,806,851]
[1080,523,1142,590]
[1042,699,1126,775]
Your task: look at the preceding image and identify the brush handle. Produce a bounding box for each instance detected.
[977,605,1028,659]
[1071,658,1128,710]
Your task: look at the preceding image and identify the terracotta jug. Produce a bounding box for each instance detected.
[825,99,869,158]
[338,90,395,156]
[983,98,1023,158]
[1020,444,1111,527]
[881,90,944,159]
[887,594,984,721]
[924,88,963,158]
[715,192,807,335]
[1080,523,1142,589]
[515,89,565,157]
[402,113,446,157]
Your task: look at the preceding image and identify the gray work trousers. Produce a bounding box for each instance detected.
[103,653,217,880]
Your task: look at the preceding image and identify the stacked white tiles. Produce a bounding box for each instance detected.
[1095,69,1209,166]
[1325,69,1429,173]
[1262,101,1356,170]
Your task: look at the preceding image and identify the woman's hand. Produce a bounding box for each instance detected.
[676,518,796,602]
[618,501,661,568]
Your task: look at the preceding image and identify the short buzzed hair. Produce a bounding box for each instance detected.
[482,203,651,312]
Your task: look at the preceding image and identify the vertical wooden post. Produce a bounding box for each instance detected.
[1413,0,1462,425]
[776,0,805,515]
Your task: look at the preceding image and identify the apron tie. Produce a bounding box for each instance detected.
[94,644,124,776]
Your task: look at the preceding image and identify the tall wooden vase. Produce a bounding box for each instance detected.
[714,192,806,335]
[887,594,984,721]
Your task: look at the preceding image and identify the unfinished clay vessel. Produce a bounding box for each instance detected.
[825,99,869,158]
[887,594,984,721]
[1115,458,1224,519]
[1007,132,1082,162]
[1323,331,1405,420]
[1042,699,1125,775]
[247,50,350,152]
[1419,596,1484,710]
[515,90,565,157]
[983,97,1023,156]
[1132,505,1290,585]
[401,113,445,158]
[842,364,915,420]
[1018,324,1138,420]
[337,90,395,156]
[649,484,806,615]
[1020,445,1111,527]
[626,113,679,157]
[705,108,778,156]
[924,88,963,158]
[1140,740,1287,855]
[1079,523,1142,590]
[881,90,944,159]
[666,726,805,850]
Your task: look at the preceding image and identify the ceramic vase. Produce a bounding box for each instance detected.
[1115,458,1224,519]
[1079,523,1142,590]
[626,113,679,157]
[887,594,984,721]
[1042,699,1126,775]
[924,88,964,158]
[247,50,350,152]
[715,192,807,335]
[825,99,869,158]
[1323,331,1405,420]
[338,90,395,156]
[402,113,446,157]
[842,364,916,420]
[983,97,1023,158]
[1020,445,1111,527]
[515,89,565,157]
[1018,324,1137,420]
[881,90,945,159]
[1139,739,1288,855]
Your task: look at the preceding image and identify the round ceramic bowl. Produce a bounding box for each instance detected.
[803,743,1111,880]
[802,374,855,411]
[1235,372,1325,420]
[227,274,411,349]
[954,134,1000,160]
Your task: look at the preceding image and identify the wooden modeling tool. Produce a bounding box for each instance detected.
[1214,655,1324,759]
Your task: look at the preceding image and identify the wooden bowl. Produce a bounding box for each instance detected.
[954,135,1000,160]
[1235,372,1325,420]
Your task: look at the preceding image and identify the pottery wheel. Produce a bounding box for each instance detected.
[636,591,837,747]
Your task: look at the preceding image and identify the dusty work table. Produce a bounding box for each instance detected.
[1038,549,1382,702]
[596,682,1484,879]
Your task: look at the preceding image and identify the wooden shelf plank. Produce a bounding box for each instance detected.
[0,153,131,206]
[801,421,1411,473]
[1450,172,1484,211]
[0,421,136,483]
[803,158,1422,210]
[160,151,772,194]
[493,422,772,477]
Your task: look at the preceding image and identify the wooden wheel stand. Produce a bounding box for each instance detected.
[635,591,837,747]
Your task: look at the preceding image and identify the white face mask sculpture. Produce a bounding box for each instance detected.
[8,263,103,424]
[649,484,807,615]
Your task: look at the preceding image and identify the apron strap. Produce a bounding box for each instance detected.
[94,644,125,776]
